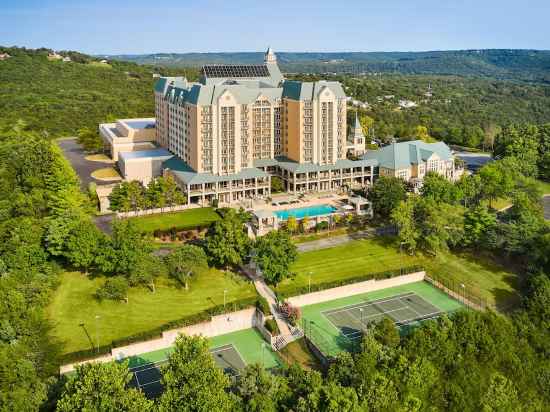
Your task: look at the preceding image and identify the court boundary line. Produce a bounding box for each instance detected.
[131,342,247,392]
[321,292,416,316]
[320,291,446,342]
[210,342,245,378]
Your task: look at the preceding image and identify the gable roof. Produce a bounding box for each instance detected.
[362,140,453,170]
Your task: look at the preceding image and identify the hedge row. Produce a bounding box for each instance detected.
[60,296,258,364]
[276,265,424,300]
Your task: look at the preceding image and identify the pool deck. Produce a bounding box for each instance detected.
[255,192,349,213]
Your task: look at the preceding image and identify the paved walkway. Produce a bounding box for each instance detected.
[296,230,373,252]
[253,278,292,336]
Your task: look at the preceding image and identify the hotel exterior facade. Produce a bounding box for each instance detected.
[99,48,462,207]
[153,48,376,205]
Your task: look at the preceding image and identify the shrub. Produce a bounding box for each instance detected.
[264,318,280,336]
[278,301,301,326]
[315,221,329,232]
[95,277,128,303]
[256,296,271,316]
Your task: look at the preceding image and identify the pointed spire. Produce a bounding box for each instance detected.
[352,113,365,139]
[265,46,276,63]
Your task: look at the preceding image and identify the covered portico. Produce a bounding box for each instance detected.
[163,157,271,206]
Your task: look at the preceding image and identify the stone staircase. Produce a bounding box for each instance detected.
[253,277,303,350]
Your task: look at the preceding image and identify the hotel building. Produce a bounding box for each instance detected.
[153,48,376,205]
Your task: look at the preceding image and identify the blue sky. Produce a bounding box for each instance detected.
[1,0,549,54]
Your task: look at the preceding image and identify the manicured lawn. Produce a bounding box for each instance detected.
[277,238,521,309]
[276,237,421,296]
[129,207,220,233]
[91,167,121,180]
[419,252,522,309]
[48,270,256,354]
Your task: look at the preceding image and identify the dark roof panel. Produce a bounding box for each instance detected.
[201,64,270,79]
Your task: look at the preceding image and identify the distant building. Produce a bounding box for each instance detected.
[362,140,463,190]
[0,53,11,61]
[47,52,63,60]
[398,99,417,109]
[62,56,72,62]
[346,114,366,157]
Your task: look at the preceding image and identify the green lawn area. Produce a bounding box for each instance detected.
[276,238,521,309]
[129,207,220,233]
[48,270,256,354]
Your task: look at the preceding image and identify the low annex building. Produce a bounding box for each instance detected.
[362,140,464,189]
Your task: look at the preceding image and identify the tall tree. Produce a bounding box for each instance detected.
[164,245,208,290]
[56,361,152,411]
[253,230,297,285]
[494,124,540,177]
[158,335,234,412]
[205,209,251,268]
[64,219,103,274]
[367,176,406,220]
[421,172,463,204]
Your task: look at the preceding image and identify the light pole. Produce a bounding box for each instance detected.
[95,315,100,353]
[460,283,466,306]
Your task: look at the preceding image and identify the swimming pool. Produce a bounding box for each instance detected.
[274,204,337,220]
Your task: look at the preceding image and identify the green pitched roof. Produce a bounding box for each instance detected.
[163,157,269,186]
[362,140,453,170]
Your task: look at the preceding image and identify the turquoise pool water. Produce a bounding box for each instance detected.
[274,204,337,220]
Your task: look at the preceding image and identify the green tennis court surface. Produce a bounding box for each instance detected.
[301,281,464,357]
[324,292,442,341]
[125,328,282,398]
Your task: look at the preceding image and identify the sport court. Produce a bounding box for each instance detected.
[323,292,442,342]
[126,328,281,398]
[301,281,464,357]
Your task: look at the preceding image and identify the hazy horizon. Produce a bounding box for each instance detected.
[3,0,550,55]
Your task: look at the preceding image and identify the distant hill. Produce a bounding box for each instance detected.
[107,49,550,83]
[0,46,198,136]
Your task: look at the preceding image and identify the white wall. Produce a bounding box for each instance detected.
[286,271,426,307]
[60,307,260,374]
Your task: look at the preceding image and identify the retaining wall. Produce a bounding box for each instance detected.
[60,307,259,374]
[286,271,426,307]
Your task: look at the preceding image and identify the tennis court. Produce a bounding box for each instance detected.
[125,328,282,398]
[323,292,442,341]
[301,281,464,357]
[128,343,247,398]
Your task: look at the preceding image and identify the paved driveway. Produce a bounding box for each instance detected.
[57,138,117,190]
[543,195,550,220]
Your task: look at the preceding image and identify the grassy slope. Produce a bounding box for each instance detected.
[276,238,521,308]
[48,270,256,354]
[128,207,220,233]
[0,53,156,136]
